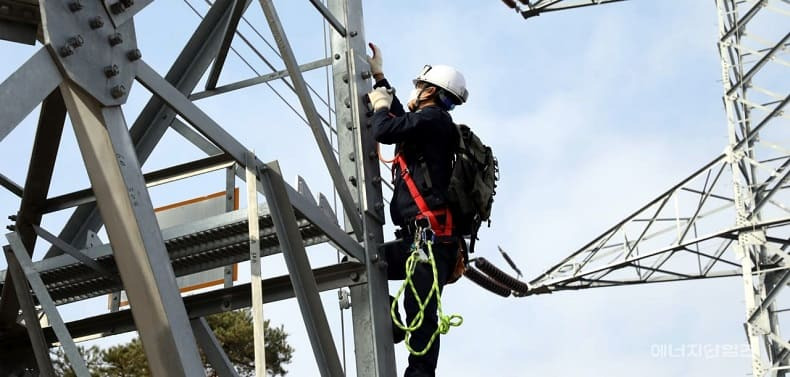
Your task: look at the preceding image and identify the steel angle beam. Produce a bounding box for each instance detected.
[2,246,56,377]
[0,173,22,197]
[205,0,253,90]
[260,161,344,377]
[308,0,347,36]
[43,153,235,213]
[191,58,332,101]
[0,48,62,143]
[258,0,363,239]
[191,318,240,377]
[5,235,91,377]
[61,83,203,377]
[0,88,66,329]
[169,118,224,155]
[46,0,238,258]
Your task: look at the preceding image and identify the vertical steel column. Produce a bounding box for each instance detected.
[328,1,396,376]
[245,152,267,377]
[715,1,787,375]
[61,83,204,377]
[225,165,237,288]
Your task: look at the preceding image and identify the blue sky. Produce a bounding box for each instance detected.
[0,0,759,376]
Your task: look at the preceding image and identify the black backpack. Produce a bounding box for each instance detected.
[446,124,499,254]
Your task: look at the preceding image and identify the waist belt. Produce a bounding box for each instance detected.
[394,154,453,238]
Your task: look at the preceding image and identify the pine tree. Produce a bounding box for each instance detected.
[52,309,294,376]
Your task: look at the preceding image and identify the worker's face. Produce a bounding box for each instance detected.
[407,83,437,112]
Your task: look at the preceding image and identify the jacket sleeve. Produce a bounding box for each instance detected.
[373,108,442,144]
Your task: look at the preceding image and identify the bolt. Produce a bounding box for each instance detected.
[346,121,353,130]
[342,74,349,83]
[120,0,135,7]
[110,2,126,14]
[7,215,17,221]
[349,272,360,282]
[368,232,375,240]
[68,35,84,48]
[372,176,382,183]
[344,99,351,108]
[334,53,341,60]
[6,225,15,231]
[348,153,355,161]
[60,45,74,57]
[108,33,123,46]
[89,16,104,29]
[127,48,142,61]
[350,31,358,37]
[375,202,385,210]
[348,176,357,187]
[104,64,120,78]
[111,85,126,99]
[361,71,371,79]
[68,1,83,12]
[368,151,377,160]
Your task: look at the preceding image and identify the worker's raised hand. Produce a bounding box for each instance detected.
[367,87,393,112]
[367,42,383,77]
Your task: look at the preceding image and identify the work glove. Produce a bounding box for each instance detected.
[367,87,393,111]
[367,42,383,76]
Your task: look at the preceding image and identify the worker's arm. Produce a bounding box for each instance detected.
[367,43,405,116]
[373,107,441,144]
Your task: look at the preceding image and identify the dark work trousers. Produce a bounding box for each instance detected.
[385,235,459,377]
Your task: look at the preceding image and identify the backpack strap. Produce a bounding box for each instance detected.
[394,154,454,238]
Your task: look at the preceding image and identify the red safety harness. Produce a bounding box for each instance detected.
[393,154,454,238]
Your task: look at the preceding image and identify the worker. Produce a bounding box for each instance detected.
[366,43,469,377]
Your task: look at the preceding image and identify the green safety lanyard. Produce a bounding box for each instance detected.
[390,228,463,356]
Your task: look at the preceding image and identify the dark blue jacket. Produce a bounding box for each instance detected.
[372,79,457,227]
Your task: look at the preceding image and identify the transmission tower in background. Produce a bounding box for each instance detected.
[500,1,789,376]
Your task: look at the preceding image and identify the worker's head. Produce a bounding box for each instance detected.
[407,65,469,112]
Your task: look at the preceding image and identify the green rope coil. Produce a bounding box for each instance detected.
[391,231,463,356]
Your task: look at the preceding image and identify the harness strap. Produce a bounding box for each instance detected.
[394,154,453,237]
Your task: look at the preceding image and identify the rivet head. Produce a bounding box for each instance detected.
[121,0,135,7]
[350,31,358,37]
[68,35,84,48]
[104,64,120,78]
[59,45,74,57]
[68,1,83,12]
[111,85,126,99]
[361,71,372,79]
[89,17,104,29]
[334,53,341,60]
[127,49,142,61]
[108,33,123,46]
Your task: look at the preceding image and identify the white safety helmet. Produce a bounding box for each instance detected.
[413,64,469,105]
